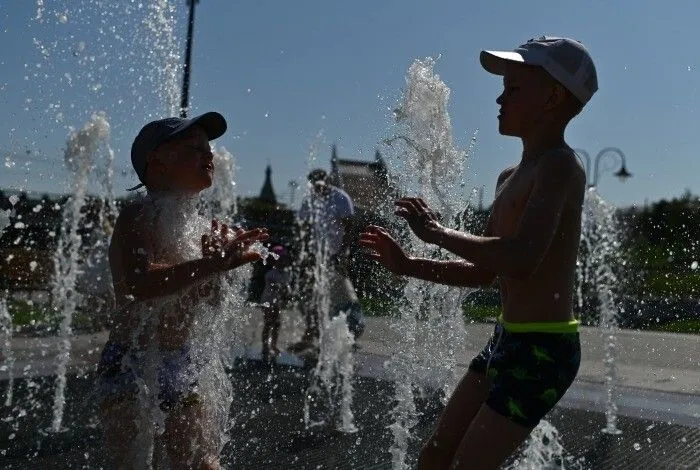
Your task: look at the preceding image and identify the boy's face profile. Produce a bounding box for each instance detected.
[496,63,564,138]
[146,126,214,193]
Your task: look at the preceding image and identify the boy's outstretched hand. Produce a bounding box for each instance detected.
[202,219,269,271]
[394,197,445,245]
[359,225,411,275]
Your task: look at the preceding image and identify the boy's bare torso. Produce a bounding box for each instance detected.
[108,201,209,350]
[490,150,586,323]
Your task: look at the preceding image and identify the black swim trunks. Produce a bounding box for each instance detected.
[468,321,581,428]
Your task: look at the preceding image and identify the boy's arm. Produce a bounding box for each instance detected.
[435,155,579,279]
[110,209,220,300]
[111,207,266,301]
[403,200,499,287]
[359,225,495,287]
[403,257,495,287]
[130,259,222,300]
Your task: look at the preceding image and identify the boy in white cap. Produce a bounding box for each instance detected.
[360,36,597,469]
[99,112,268,469]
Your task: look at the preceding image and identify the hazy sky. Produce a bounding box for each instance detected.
[2,0,700,208]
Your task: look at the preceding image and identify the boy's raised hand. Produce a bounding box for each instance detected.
[202,219,269,271]
[394,197,445,245]
[359,225,410,275]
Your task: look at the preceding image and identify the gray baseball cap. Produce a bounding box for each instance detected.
[128,111,227,190]
[480,36,598,104]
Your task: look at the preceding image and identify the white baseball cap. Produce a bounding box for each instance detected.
[480,36,598,104]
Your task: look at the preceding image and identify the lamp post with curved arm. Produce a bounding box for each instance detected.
[574,147,632,188]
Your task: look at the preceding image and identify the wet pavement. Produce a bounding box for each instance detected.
[1,311,698,469]
[0,362,698,469]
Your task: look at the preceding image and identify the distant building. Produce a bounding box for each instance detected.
[237,163,294,245]
[328,144,396,211]
[258,164,277,204]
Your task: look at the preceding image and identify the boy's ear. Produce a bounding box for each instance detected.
[545,83,567,111]
[549,83,567,109]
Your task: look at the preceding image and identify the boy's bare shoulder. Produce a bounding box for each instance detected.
[112,200,148,243]
[538,148,586,188]
[496,165,518,187]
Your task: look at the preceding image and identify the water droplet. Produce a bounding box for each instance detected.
[633,442,641,451]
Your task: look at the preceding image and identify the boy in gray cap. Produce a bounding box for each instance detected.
[360,36,597,469]
[99,112,268,469]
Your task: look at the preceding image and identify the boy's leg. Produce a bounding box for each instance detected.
[418,325,502,469]
[449,404,532,470]
[164,400,220,470]
[100,399,140,469]
[417,370,489,470]
[448,330,582,469]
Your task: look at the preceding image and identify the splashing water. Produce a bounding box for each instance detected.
[382,57,475,468]
[578,188,623,435]
[204,146,238,218]
[506,420,584,470]
[0,200,18,407]
[0,296,15,407]
[51,112,114,432]
[304,312,357,433]
[301,175,359,433]
[114,190,249,467]
[28,0,184,122]
[14,1,185,193]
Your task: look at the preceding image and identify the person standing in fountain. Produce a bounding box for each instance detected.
[290,169,364,353]
[259,244,291,361]
[360,37,596,469]
[98,112,269,470]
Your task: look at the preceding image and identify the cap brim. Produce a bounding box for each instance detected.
[164,111,228,144]
[188,111,227,141]
[480,50,525,76]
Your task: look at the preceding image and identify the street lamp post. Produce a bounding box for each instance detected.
[180,0,199,118]
[574,147,632,188]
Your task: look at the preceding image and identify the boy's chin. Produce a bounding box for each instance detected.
[193,174,213,191]
[498,123,521,137]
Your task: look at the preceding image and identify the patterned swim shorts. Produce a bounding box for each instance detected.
[468,322,581,428]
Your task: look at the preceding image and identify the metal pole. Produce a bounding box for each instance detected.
[180,0,198,118]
